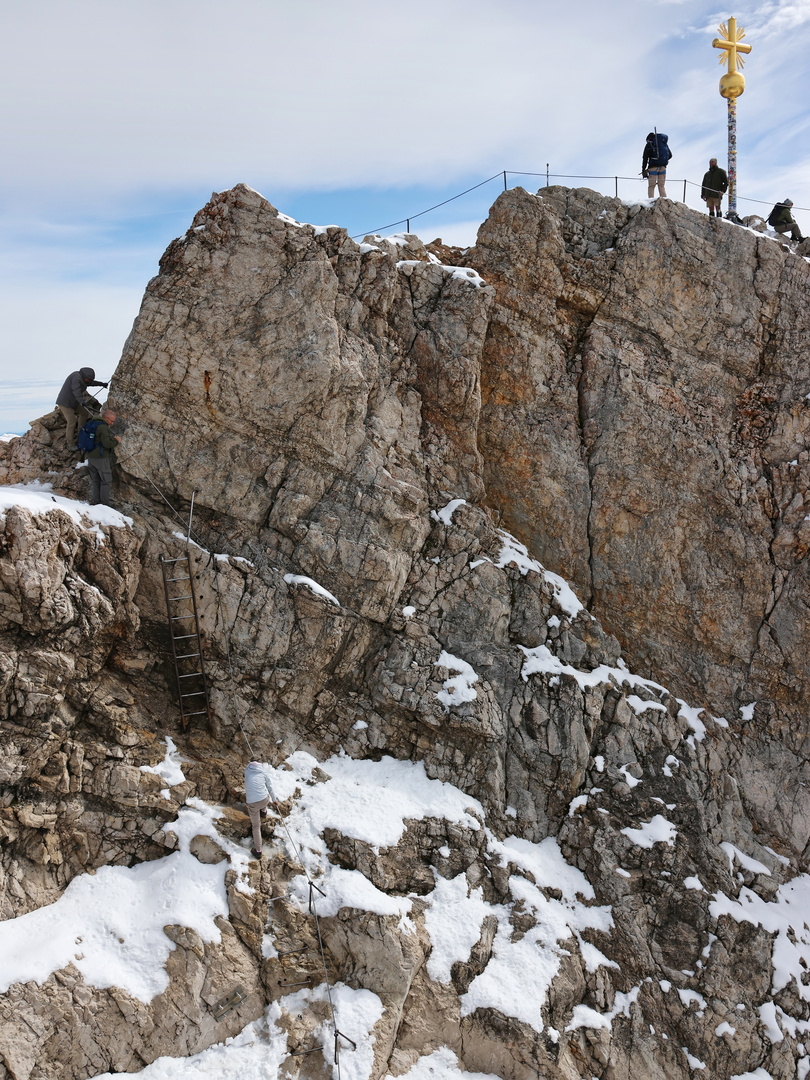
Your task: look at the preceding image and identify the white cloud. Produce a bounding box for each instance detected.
[0,0,676,199]
[2,0,810,425]
[0,285,142,431]
[740,0,810,37]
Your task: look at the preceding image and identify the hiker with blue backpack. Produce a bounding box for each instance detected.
[79,408,121,506]
[642,131,672,199]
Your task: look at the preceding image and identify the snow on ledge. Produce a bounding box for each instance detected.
[494,531,583,617]
[396,260,488,288]
[627,694,666,716]
[390,1047,503,1080]
[169,532,255,568]
[620,815,677,849]
[283,573,340,607]
[0,800,238,1002]
[431,498,467,525]
[429,503,583,618]
[140,737,186,799]
[566,985,640,1032]
[678,699,707,741]
[720,842,772,877]
[0,482,133,542]
[435,650,479,710]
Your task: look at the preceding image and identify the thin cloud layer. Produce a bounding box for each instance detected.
[2,0,810,430]
[2,0,679,197]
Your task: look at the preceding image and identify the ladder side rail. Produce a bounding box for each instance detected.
[160,556,190,730]
[184,552,213,727]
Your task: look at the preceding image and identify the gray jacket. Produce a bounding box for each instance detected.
[57,367,106,409]
[244,762,274,804]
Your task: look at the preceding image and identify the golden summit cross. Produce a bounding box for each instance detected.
[712,17,751,79]
[711,16,752,220]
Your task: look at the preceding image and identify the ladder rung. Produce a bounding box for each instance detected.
[162,557,187,563]
[179,672,203,679]
[171,615,195,621]
[181,691,206,698]
[168,594,193,601]
[183,710,210,717]
[166,576,191,582]
[176,652,200,660]
[173,633,198,640]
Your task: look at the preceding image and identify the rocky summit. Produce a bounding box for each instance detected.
[1,183,810,1080]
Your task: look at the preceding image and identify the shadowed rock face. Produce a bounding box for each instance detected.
[2,183,810,1080]
[471,185,810,728]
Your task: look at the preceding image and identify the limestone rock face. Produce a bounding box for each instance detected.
[2,183,810,1080]
[472,186,810,727]
[112,185,491,624]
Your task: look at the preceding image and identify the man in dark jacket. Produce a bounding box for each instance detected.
[56,367,108,448]
[84,409,121,506]
[768,199,805,242]
[701,158,728,217]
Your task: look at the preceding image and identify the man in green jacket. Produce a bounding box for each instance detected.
[768,199,805,242]
[701,158,728,217]
[84,409,121,506]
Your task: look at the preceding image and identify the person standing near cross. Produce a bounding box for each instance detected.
[701,157,729,217]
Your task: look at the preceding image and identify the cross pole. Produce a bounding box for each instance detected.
[712,17,752,220]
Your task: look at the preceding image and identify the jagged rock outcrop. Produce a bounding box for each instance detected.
[2,182,810,1080]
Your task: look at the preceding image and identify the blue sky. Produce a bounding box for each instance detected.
[3,0,810,433]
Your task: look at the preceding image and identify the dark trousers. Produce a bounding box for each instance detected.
[775,223,803,242]
[59,403,90,448]
[87,456,113,505]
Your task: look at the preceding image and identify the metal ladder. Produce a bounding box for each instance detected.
[160,551,211,729]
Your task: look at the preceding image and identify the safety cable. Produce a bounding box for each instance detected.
[122,449,346,1073]
[349,168,810,239]
[267,795,349,1073]
[681,177,810,213]
[350,172,504,238]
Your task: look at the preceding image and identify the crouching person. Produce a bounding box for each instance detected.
[81,409,121,506]
[244,760,275,859]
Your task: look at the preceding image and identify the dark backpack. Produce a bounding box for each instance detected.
[78,418,104,456]
[649,133,672,168]
[767,205,783,227]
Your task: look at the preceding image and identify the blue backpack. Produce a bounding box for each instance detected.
[78,418,104,455]
[649,133,672,168]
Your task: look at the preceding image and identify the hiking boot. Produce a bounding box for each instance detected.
[251,847,263,859]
